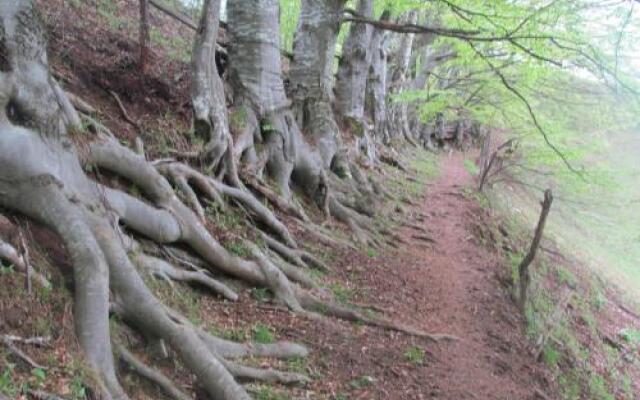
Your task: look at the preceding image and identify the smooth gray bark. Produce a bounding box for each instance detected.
[289,0,347,172]
[227,0,329,203]
[366,14,389,142]
[334,0,374,127]
[192,0,234,171]
[386,11,418,144]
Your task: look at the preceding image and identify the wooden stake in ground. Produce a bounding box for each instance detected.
[139,0,150,73]
[518,189,553,317]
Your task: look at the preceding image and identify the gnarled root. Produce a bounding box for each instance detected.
[155,160,297,248]
[0,237,50,288]
[298,291,459,343]
[133,252,239,301]
[115,343,192,400]
[259,231,330,273]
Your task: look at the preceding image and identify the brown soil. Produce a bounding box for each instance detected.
[287,152,553,399]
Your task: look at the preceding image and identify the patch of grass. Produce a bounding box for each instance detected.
[31,368,46,388]
[254,385,287,400]
[286,357,307,374]
[251,287,271,303]
[329,282,354,304]
[251,324,275,344]
[214,326,247,342]
[0,263,14,275]
[619,327,640,345]
[542,344,561,367]
[348,375,376,389]
[558,369,581,400]
[588,374,614,400]
[366,248,377,258]
[227,241,250,258]
[463,158,480,176]
[589,285,607,310]
[409,153,439,180]
[0,363,17,397]
[404,346,425,364]
[555,266,577,287]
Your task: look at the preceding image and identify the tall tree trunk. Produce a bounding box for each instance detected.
[366,11,389,143]
[227,0,326,201]
[334,0,374,131]
[139,0,150,73]
[386,11,419,145]
[191,0,235,175]
[289,0,348,176]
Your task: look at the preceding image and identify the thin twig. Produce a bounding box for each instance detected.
[108,90,139,130]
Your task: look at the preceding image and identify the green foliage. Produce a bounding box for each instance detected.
[212,326,247,342]
[329,282,354,304]
[251,287,271,303]
[226,241,250,258]
[254,385,287,400]
[619,328,640,345]
[463,159,479,176]
[0,363,17,397]
[542,344,561,367]
[287,357,307,374]
[404,346,425,364]
[279,0,300,52]
[588,374,615,400]
[554,266,577,287]
[251,324,276,344]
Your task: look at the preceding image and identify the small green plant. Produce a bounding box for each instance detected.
[31,368,46,388]
[254,385,286,400]
[287,357,306,374]
[227,241,250,257]
[555,266,577,287]
[0,363,17,397]
[589,286,607,310]
[463,159,480,176]
[0,263,14,275]
[251,324,275,344]
[69,376,87,400]
[619,328,640,345]
[558,369,581,400]
[404,346,425,364]
[329,282,353,304]
[588,374,614,400]
[542,344,561,367]
[251,287,271,303]
[366,248,377,258]
[212,326,247,342]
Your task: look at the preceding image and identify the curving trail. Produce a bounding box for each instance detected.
[301,152,555,399]
[388,152,553,399]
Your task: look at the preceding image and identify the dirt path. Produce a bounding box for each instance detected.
[300,153,553,399]
[388,152,551,399]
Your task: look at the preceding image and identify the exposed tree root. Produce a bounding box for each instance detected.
[224,360,310,384]
[0,238,50,288]
[133,252,239,301]
[259,231,330,273]
[241,171,311,222]
[297,292,459,342]
[1,335,47,370]
[115,343,192,400]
